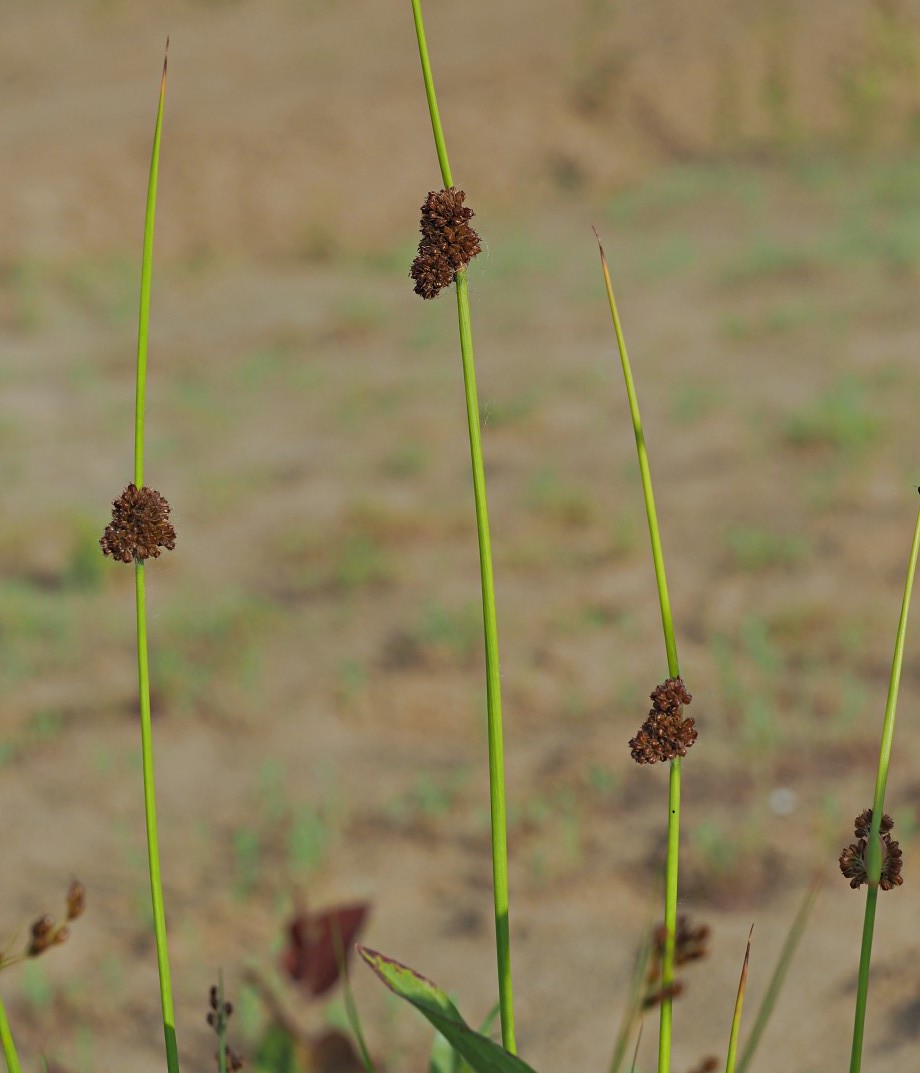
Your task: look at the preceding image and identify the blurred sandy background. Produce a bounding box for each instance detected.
[3,1,920,1070]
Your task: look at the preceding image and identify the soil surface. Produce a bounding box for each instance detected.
[3,2,920,1072]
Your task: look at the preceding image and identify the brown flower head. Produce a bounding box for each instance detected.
[648,914,710,985]
[409,246,455,301]
[27,915,57,957]
[410,188,482,299]
[100,484,176,563]
[642,979,684,1010]
[629,676,697,764]
[66,878,86,921]
[839,809,903,891]
[207,983,244,1071]
[853,808,893,840]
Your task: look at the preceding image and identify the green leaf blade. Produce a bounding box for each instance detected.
[358,948,538,1073]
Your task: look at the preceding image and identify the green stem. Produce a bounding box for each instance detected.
[135,44,167,488]
[456,271,515,1052]
[408,0,515,1050]
[136,564,179,1072]
[595,233,680,1073]
[409,0,453,189]
[132,45,179,1073]
[331,923,377,1073]
[0,993,22,1073]
[848,498,920,1073]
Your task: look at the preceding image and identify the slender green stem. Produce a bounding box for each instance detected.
[135,44,167,487]
[136,564,179,1072]
[409,0,453,189]
[595,232,680,1073]
[0,993,22,1073]
[456,271,515,1052]
[132,45,180,1073]
[848,498,920,1073]
[408,0,515,1050]
[608,918,654,1073]
[331,923,377,1073]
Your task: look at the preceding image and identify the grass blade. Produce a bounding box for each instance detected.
[725,928,753,1073]
[0,994,22,1073]
[609,921,654,1073]
[736,877,821,1073]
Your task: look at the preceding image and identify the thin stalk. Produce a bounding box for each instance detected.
[217,973,228,1073]
[331,919,377,1073]
[595,231,680,1073]
[0,994,22,1073]
[608,917,654,1073]
[408,0,515,1051]
[736,877,821,1073]
[133,43,180,1073]
[725,928,753,1073]
[848,497,920,1073]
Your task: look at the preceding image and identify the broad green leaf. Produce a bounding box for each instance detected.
[359,948,539,1073]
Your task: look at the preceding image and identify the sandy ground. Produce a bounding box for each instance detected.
[3,1,920,1071]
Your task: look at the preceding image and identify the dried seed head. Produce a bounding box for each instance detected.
[839,840,868,889]
[839,810,903,891]
[66,878,86,921]
[410,246,455,300]
[880,836,904,891]
[853,808,894,840]
[642,980,684,1009]
[100,484,176,563]
[27,915,56,956]
[630,676,698,764]
[649,914,710,984]
[207,982,244,1071]
[410,188,482,299]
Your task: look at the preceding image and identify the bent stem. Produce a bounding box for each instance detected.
[409,0,515,1052]
[0,994,22,1073]
[596,232,681,1073]
[849,498,920,1073]
[133,44,180,1073]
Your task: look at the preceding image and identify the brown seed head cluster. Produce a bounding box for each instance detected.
[0,879,87,966]
[100,484,176,563]
[629,676,697,764]
[207,984,244,1071]
[643,913,710,1008]
[839,808,903,891]
[410,188,482,299]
